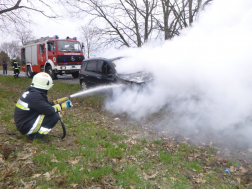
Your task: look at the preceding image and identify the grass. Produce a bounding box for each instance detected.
[0,74,252,188]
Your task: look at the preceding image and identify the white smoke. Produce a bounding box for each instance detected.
[102,0,252,145]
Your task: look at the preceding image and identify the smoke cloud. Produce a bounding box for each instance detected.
[102,0,252,147]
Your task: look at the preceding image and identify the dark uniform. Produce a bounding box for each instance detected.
[14,86,59,139]
[12,60,20,78]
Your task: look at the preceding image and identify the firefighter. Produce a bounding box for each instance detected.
[12,57,20,78]
[14,72,73,141]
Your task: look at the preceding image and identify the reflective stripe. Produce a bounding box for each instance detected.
[16,99,30,110]
[53,104,61,112]
[38,127,51,135]
[26,115,45,135]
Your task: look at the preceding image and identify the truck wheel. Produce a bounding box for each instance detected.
[72,72,79,78]
[46,65,56,80]
[81,80,88,90]
[26,66,34,78]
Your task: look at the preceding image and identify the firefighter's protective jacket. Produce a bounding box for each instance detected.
[12,61,20,69]
[14,86,56,134]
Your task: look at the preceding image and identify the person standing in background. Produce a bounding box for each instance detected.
[2,58,8,75]
[12,57,20,78]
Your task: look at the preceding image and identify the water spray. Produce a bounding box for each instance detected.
[54,84,124,139]
[53,84,124,105]
[70,84,124,98]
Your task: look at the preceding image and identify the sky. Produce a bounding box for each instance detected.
[29,16,82,42]
[0,1,83,44]
[99,0,252,148]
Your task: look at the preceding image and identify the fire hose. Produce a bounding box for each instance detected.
[52,96,72,139]
[59,112,66,139]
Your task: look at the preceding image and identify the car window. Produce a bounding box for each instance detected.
[108,65,112,74]
[48,41,55,51]
[97,61,113,75]
[86,61,97,72]
[40,44,44,54]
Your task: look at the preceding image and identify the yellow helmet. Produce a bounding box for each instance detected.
[13,57,16,60]
[31,72,54,90]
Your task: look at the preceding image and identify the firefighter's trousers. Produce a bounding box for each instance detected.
[26,113,59,140]
[14,69,20,78]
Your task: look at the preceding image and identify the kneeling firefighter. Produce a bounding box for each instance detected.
[14,72,73,140]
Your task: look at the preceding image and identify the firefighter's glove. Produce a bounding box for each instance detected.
[53,104,62,113]
[66,100,73,109]
[60,100,73,111]
[62,100,73,110]
[53,100,72,112]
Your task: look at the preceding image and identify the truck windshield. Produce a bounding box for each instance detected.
[57,40,82,52]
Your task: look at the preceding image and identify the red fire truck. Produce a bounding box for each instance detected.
[21,36,85,79]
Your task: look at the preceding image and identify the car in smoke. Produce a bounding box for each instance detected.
[79,57,153,90]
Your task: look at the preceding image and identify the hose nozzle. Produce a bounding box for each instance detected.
[53,96,71,105]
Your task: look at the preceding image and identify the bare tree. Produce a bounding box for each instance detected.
[0,41,21,59]
[117,0,158,46]
[80,25,102,58]
[0,0,57,35]
[157,0,213,40]
[58,0,159,48]
[199,0,213,10]
[58,0,213,48]
[15,28,36,45]
[157,0,179,40]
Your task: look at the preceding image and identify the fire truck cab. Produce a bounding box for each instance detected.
[21,36,85,80]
